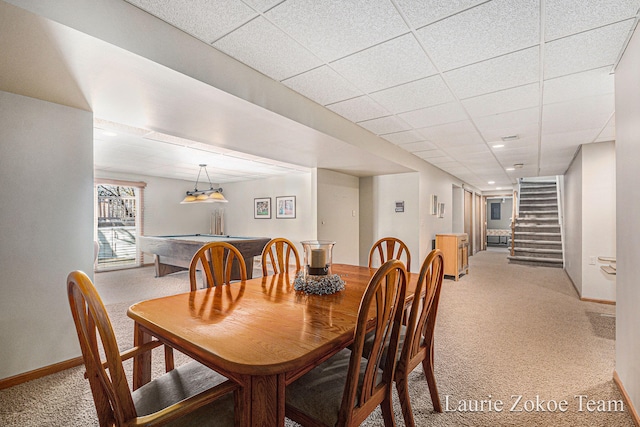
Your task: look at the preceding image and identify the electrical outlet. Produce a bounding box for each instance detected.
[589,256,596,265]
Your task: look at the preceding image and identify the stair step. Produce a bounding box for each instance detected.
[520,205,558,208]
[519,217,559,222]
[520,209,558,218]
[521,181,556,185]
[514,247,563,254]
[514,232,562,240]
[507,255,563,266]
[514,239,562,245]
[516,224,561,228]
[520,196,557,201]
[521,190,557,195]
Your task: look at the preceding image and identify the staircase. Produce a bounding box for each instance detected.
[507,179,563,267]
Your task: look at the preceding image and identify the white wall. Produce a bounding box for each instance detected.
[0,91,93,380]
[614,23,640,413]
[317,169,359,265]
[581,142,616,301]
[563,142,616,301]
[221,173,315,255]
[564,148,583,295]
[359,173,420,269]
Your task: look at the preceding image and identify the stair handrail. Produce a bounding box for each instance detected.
[511,180,521,257]
[556,175,565,268]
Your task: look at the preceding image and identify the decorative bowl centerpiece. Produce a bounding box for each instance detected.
[294,240,345,295]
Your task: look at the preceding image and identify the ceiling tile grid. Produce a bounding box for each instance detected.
[212,16,324,81]
[326,95,390,123]
[329,34,438,94]
[264,0,409,62]
[126,0,258,42]
[415,0,540,72]
[369,75,455,114]
[544,0,640,41]
[117,0,640,190]
[281,65,363,106]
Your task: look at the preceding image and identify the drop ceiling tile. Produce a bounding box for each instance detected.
[444,47,539,99]
[462,83,540,118]
[213,16,323,81]
[281,65,363,105]
[382,130,425,145]
[541,129,604,147]
[543,67,614,104]
[478,123,540,144]
[474,107,540,135]
[541,94,615,134]
[394,0,487,28]
[414,149,448,159]
[330,34,437,93]
[326,95,389,122]
[398,102,468,128]
[242,0,283,12]
[417,119,476,137]
[358,115,411,135]
[265,0,408,62]
[544,20,635,79]
[398,141,438,152]
[446,145,493,158]
[416,0,539,72]
[545,0,640,41]
[126,0,257,42]
[417,120,485,145]
[370,75,454,114]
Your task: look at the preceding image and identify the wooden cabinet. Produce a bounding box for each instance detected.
[436,233,469,281]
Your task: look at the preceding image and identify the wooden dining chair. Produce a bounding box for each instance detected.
[261,237,301,275]
[285,259,407,427]
[395,249,445,426]
[189,241,247,290]
[368,237,411,272]
[67,270,238,427]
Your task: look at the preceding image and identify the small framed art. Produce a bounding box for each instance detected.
[276,196,296,219]
[254,197,271,219]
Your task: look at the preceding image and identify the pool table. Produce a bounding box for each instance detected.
[139,234,270,280]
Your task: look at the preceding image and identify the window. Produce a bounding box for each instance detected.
[95,179,145,270]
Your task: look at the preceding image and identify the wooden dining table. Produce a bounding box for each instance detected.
[127,263,419,427]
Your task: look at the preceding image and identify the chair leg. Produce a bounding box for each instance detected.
[380,393,397,427]
[395,372,416,427]
[422,354,442,412]
[164,346,175,372]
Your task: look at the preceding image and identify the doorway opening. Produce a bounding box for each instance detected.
[95,181,144,270]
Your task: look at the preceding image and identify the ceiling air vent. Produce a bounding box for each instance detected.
[501,135,519,141]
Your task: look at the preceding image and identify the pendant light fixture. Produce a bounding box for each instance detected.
[180,164,228,204]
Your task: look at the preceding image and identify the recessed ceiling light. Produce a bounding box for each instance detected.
[492,144,504,148]
[488,181,495,184]
[506,167,515,171]
[102,131,118,137]
[496,187,503,190]
[514,163,524,169]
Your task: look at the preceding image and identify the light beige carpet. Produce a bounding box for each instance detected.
[0,252,632,426]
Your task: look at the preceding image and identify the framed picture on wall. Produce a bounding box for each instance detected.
[430,195,438,215]
[276,196,296,219]
[254,197,271,219]
[437,202,445,218]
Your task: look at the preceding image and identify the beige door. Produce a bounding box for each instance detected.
[464,190,473,255]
